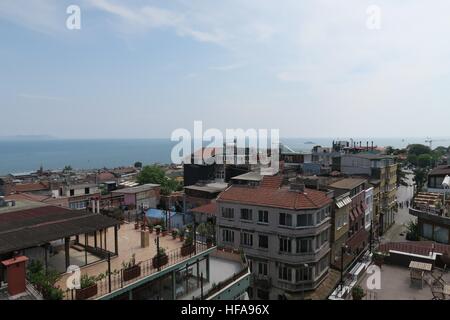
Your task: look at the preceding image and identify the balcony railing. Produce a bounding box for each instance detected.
[63,242,212,300]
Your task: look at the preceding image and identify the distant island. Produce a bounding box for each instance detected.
[304,141,316,145]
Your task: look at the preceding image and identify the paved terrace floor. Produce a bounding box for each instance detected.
[57,223,185,291]
[360,264,450,300]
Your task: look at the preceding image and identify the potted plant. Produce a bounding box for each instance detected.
[148,224,154,234]
[351,285,366,300]
[152,247,168,268]
[181,232,195,256]
[172,228,179,240]
[122,254,141,282]
[161,225,168,237]
[75,274,98,300]
[373,251,387,268]
[178,228,185,242]
[198,222,215,248]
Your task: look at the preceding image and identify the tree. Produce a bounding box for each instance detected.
[405,220,419,241]
[137,165,166,185]
[417,154,432,168]
[397,166,408,187]
[63,165,73,173]
[137,165,182,196]
[385,146,394,155]
[408,144,431,156]
[134,161,143,169]
[413,167,428,193]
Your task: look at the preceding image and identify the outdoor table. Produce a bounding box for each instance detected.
[409,261,433,289]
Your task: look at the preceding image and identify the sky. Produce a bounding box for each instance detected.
[1,0,450,139]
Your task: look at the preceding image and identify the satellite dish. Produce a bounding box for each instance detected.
[443,175,450,188]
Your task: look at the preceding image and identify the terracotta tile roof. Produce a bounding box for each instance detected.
[13,182,49,193]
[218,184,332,210]
[191,202,218,215]
[97,172,116,182]
[260,175,283,189]
[6,193,50,202]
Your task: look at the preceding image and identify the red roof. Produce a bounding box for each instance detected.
[260,175,283,189]
[191,202,218,215]
[218,184,332,210]
[13,182,48,193]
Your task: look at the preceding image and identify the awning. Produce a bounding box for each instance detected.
[349,210,356,222]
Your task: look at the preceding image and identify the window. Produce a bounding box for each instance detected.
[279,237,292,253]
[70,189,75,196]
[240,208,253,221]
[259,235,269,249]
[279,213,292,226]
[222,207,234,219]
[434,226,449,244]
[297,214,313,227]
[84,187,90,195]
[315,254,329,275]
[316,230,329,249]
[257,262,268,276]
[296,238,313,254]
[240,232,253,247]
[278,265,292,281]
[222,229,234,243]
[258,210,269,224]
[295,266,312,282]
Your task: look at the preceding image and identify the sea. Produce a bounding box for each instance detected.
[0,137,449,175]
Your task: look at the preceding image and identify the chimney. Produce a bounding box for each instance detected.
[1,256,29,297]
[371,141,374,151]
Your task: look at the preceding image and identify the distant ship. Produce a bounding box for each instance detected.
[304,141,316,145]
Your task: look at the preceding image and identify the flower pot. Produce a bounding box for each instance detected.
[152,254,169,268]
[75,284,98,300]
[181,244,195,256]
[123,265,141,282]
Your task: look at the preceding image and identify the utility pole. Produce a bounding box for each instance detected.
[369,220,373,254]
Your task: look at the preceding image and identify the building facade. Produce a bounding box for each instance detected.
[216,176,332,300]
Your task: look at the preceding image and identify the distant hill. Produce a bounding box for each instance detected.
[0,135,56,141]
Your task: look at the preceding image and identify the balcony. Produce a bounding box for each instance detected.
[58,223,215,300]
[251,274,272,289]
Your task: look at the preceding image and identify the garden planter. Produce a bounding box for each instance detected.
[181,244,195,256]
[75,284,98,300]
[123,265,141,282]
[152,255,169,268]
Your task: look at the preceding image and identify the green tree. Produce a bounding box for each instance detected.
[417,154,432,168]
[134,161,143,169]
[397,166,408,187]
[408,144,431,156]
[137,165,182,196]
[137,165,166,185]
[413,167,428,193]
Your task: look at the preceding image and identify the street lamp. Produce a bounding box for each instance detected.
[442,175,450,215]
[301,263,309,300]
[340,245,349,294]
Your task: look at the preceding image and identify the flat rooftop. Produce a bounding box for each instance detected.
[231,171,263,182]
[360,264,450,300]
[112,183,160,194]
[328,178,367,190]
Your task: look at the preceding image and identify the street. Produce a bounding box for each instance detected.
[380,171,416,243]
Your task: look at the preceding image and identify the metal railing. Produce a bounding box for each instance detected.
[64,242,211,300]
